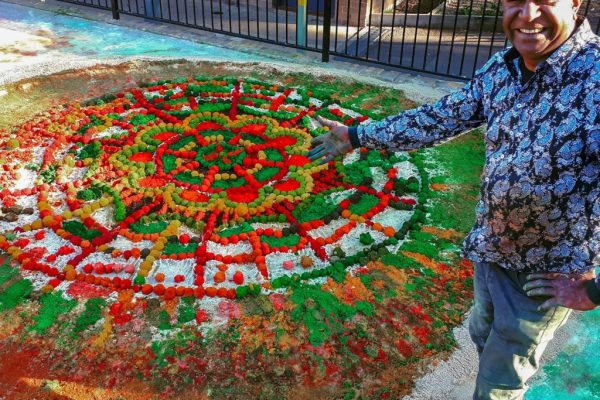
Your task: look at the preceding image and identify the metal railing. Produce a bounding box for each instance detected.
[57,0,600,80]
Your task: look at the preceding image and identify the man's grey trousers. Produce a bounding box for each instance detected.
[470,262,572,400]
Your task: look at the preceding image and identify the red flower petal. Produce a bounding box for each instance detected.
[152,131,178,141]
[196,121,225,131]
[288,155,310,166]
[274,178,301,192]
[226,186,258,202]
[181,190,209,203]
[241,124,266,135]
[128,152,153,162]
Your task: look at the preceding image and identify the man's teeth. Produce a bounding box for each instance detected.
[519,28,544,34]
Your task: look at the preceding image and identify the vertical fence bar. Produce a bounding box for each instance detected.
[255,0,260,37]
[458,0,475,76]
[246,0,251,36]
[471,0,490,76]
[322,0,332,60]
[166,0,172,19]
[333,0,340,51]
[364,0,375,59]
[218,0,224,30]
[316,0,322,48]
[275,0,280,41]
[285,0,289,43]
[486,0,502,61]
[376,0,384,61]
[446,0,462,75]
[228,0,232,31]
[192,0,198,25]
[111,0,120,18]
[304,0,310,47]
[387,0,398,63]
[237,0,242,34]
[354,0,362,56]
[421,0,435,70]
[266,0,270,40]
[344,0,350,54]
[399,0,410,65]
[434,0,448,72]
[409,0,421,67]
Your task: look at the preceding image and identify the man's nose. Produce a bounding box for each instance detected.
[520,0,542,22]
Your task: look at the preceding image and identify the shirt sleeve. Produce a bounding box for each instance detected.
[355,76,486,150]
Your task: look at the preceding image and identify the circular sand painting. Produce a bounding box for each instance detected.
[0,77,420,308]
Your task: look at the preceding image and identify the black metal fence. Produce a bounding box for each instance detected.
[58,0,600,79]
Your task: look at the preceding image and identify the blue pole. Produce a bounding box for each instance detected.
[297,0,307,46]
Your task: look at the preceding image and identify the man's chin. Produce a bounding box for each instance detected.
[513,43,551,60]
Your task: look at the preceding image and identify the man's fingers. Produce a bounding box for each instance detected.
[526,273,564,281]
[526,287,554,298]
[320,154,336,165]
[316,116,338,128]
[523,279,554,291]
[538,298,560,312]
[311,135,326,147]
[308,146,327,161]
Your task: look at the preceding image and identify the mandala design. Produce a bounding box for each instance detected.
[0,77,422,307]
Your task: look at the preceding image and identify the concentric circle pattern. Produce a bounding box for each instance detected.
[0,77,422,305]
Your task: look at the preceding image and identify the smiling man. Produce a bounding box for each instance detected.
[308,0,599,399]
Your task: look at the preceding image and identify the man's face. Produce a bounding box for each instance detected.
[502,0,581,67]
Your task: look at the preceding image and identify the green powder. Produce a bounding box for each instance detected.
[177,297,196,324]
[30,291,76,335]
[76,187,102,201]
[290,284,372,346]
[424,129,485,234]
[260,234,300,248]
[0,279,33,311]
[349,194,380,215]
[130,220,169,234]
[163,241,199,255]
[0,261,17,285]
[162,154,177,173]
[158,310,172,330]
[293,196,337,223]
[219,222,254,237]
[63,220,101,241]
[73,298,107,334]
[254,167,280,182]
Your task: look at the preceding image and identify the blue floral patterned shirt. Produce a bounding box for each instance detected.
[351,20,600,273]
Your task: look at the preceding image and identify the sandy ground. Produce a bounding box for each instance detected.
[0,4,582,398]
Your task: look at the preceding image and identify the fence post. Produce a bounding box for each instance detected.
[321,0,332,62]
[110,0,120,19]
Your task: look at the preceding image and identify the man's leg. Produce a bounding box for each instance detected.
[473,263,572,400]
[469,262,494,356]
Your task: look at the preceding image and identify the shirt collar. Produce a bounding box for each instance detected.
[503,18,595,82]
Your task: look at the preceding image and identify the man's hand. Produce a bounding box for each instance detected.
[307,117,352,164]
[524,270,598,312]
